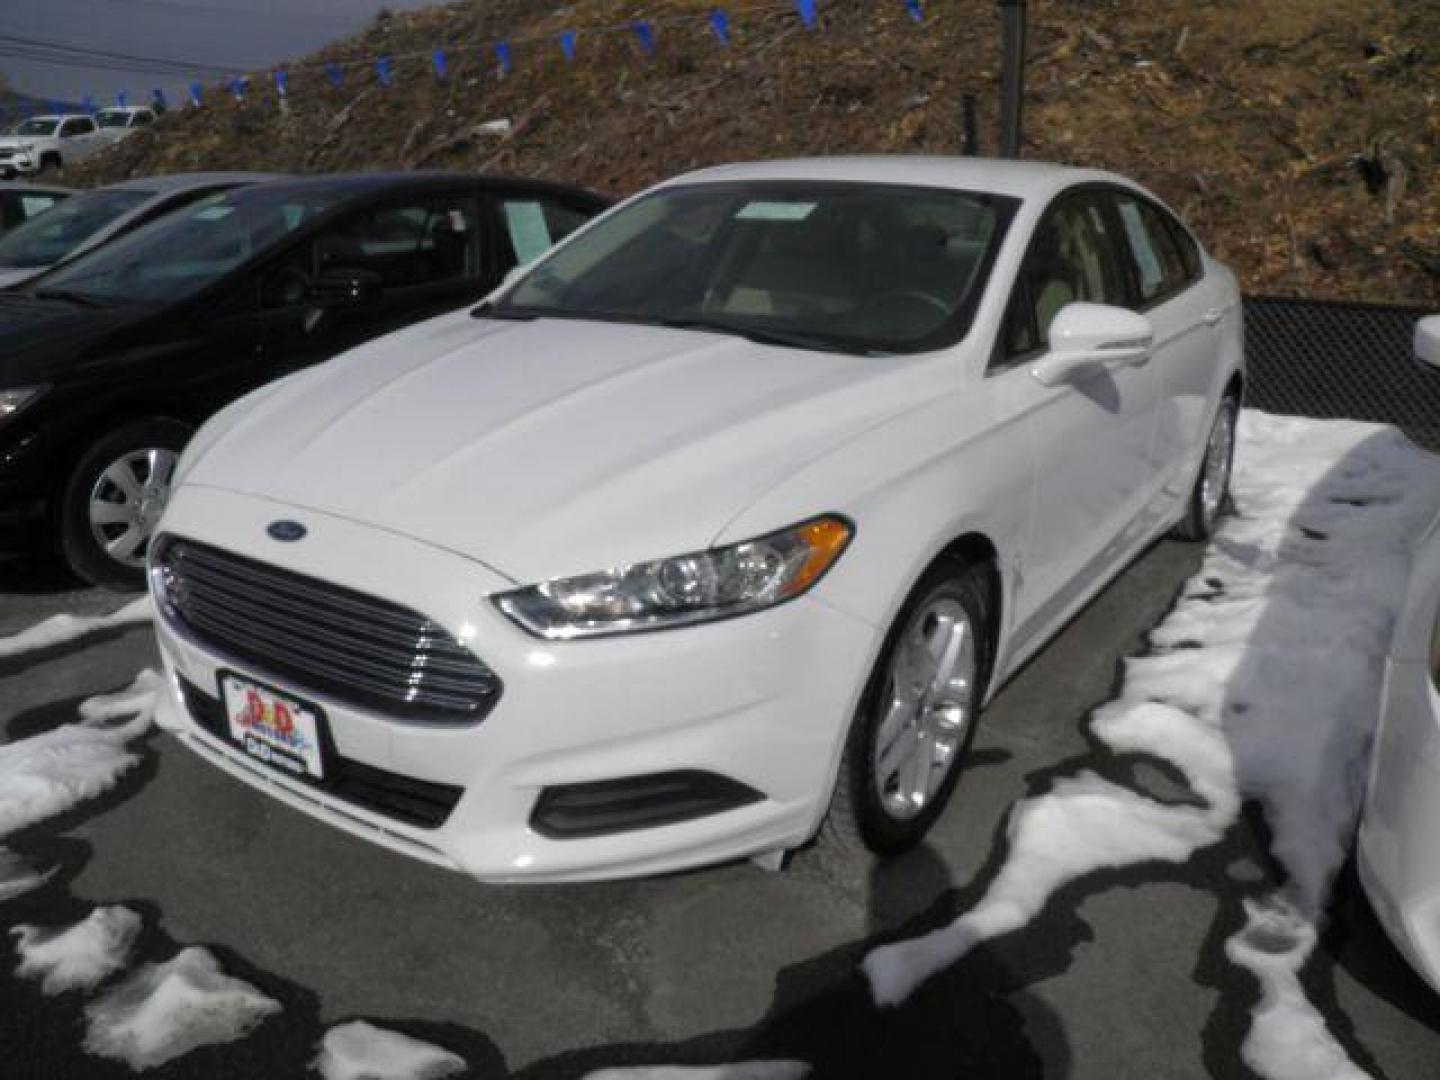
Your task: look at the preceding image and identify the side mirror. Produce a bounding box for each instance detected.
[1031,302,1154,388]
[1416,315,1440,371]
[307,268,383,309]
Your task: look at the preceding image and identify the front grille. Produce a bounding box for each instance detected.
[153,535,501,723]
[178,676,463,828]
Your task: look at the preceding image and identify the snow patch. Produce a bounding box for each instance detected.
[0,670,159,840]
[863,414,1440,1075]
[1225,896,1370,1080]
[12,905,141,994]
[313,1021,466,1080]
[0,598,151,659]
[84,946,280,1069]
[0,846,52,901]
[583,1063,810,1080]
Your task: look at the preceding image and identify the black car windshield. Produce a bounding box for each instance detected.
[0,188,150,268]
[95,110,131,128]
[12,119,59,137]
[34,186,340,305]
[493,181,1016,355]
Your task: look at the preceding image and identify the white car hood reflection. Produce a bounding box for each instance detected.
[183,310,945,583]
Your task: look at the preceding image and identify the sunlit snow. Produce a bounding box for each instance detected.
[84,946,280,1069]
[0,597,151,659]
[864,413,1440,1077]
[314,1021,466,1080]
[13,905,142,995]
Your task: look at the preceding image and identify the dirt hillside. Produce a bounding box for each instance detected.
[68,0,1440,306]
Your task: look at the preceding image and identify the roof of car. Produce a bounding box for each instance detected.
[662,155,1141,202]
[103,172,283,195]
[229,170,609,204]
[0,181,71,196]
[20,114,91,123]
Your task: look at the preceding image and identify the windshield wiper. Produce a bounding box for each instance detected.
[471,301,536,321]
[31,287,110,309]
[656,317,881,357]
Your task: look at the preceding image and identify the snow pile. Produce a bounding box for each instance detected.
[84,946,280,1069]
[1225,896,1370,1080]
[583,1063,810,1080]
[864,414,1440,1071]
[313,1021,466,1080]
[12,905,142,995]
[0,597,151,659]
[0,670,159,839]
[0,847,51,901]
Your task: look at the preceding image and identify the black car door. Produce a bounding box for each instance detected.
[254,189,491,379]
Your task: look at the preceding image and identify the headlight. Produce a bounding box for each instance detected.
[0,386,45,425]
[495,515,853,639]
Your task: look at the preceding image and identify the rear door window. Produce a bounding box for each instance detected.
[1112,193,1193,305]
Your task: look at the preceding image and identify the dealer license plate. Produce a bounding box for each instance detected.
[221,674,326,780]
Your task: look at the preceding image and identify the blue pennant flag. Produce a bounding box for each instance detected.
[795,0,816,29]
[273,69,288,98]
[116,90,128,108]
[228,75,245,101]
[188,81,203,106]
[375,55,392,87]
[558,31,576,63]
[324,62,343,89]
[152,88,167,110]
[631,21,654,56]
[709,8,731,44]
[431,49,446,80]
[904,0,923,21]
[82,94,95,113]
[494,41,512,75]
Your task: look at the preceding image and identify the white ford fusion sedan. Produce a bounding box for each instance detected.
[1358,316,1440,992]
[148,157,1244,882]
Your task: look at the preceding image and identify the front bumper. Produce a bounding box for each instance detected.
[1357,656,1440,993]
[0,153,38,177]
[151,484,880,882]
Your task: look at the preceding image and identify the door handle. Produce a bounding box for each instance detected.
[1203,307,1226,326]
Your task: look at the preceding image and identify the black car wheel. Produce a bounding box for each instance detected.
[821,556,994,856]
[59,418,193,591]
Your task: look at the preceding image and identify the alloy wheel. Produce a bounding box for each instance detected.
[872,597,977,822]
[87,447,177,568]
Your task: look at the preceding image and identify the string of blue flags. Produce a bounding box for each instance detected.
[0,0,925,121]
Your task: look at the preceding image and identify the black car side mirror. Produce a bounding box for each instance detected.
[307,268,383,309]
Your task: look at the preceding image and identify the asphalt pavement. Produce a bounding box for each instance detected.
[0,544,1437,1079]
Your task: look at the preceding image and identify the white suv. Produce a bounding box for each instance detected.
[94,106,158,146]
[0,114,103,177]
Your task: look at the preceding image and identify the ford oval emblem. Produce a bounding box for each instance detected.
[267,520,307,543]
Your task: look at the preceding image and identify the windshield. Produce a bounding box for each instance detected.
[95,110,130,128]
[13,119,59,138]
[495,181,1015,355]
[0,188,149,268]
[35,185,339,304]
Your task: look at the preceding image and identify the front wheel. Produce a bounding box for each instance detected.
[59,418,193,591]
[821,557,994,856]
[1173,393,1239,542]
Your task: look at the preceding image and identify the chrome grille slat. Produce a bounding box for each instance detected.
[154,536,501,723]
[179,575,489,679]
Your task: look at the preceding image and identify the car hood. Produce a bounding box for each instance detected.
[0,294,143,384]
[184,312,949,584]
[0,137,35,150]
[0,266,45,290]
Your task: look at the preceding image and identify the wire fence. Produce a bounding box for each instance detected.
[1243,296,1440,453]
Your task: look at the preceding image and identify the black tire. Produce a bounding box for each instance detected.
[1172,392,1239,542]
[59,418,193,592]
[821,556,995,857]
[37,152,62,176]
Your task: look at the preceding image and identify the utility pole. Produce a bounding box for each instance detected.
[997,0,1027,157]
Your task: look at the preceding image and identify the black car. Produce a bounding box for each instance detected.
[0,171,609,589]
